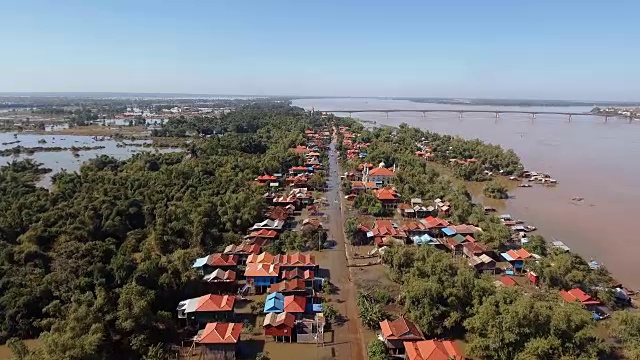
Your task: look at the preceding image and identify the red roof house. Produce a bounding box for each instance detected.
[496,275,518,287]
[244,263,280,278]
[371,220,406,246]
[560,288,601,306]
[197,322,242,344]
[255,174,278,183]
[246,229,279,239]
[369,167,395,177]
[423,216,450,230]
[263,312,296,337]
[281,268,314,281]
[246,252,276,264]
[283,295,306,313]
[195,322,242,360]
[379,317,424,353]
[404,340,465,360]
[207,254,239,267]
[268,279,307,294]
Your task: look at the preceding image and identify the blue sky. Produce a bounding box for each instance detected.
[1,0,639,100]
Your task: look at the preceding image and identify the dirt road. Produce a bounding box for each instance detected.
[321,137,367,360]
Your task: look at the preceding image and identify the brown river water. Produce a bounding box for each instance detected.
[293,98,640,289]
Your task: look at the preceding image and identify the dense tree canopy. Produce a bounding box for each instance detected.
[464,288,607,360]
[0,104,325,359]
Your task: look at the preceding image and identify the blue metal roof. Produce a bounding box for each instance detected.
[192,256,209,268]
[305,303,323,313]
[501,252,516,262]
[441,227,456,236]
[264,292,285,313]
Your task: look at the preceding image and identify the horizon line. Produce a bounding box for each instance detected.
[0,91,639,105]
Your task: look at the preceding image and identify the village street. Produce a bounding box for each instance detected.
[319,136,366,360]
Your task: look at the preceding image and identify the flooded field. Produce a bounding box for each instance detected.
[0,132,180,187]
[294,98,640,289]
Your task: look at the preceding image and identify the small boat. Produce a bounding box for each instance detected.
[518,183,532,188]
[509,176,519,181]
[572,197,584,201]
[524,225,537,232]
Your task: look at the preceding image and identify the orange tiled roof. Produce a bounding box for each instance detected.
[197,322,242,344]
[374,188,398,201]
[505,248,532,261]
[207,253,238,267]
[380,317,424,341]
[244,263,280,277]
[195,294,236,312]
[247,252,276,264]
[283,295,306,313]
[404,340,465,360]
[369,167,395,176]
[268,279,306,293]
[281,268,314,280]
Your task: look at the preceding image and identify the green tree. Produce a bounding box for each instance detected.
[367,340,391,360]
[609,311,640,359]
[523,234,548,256]
[464,288,606,360]
[483,181,509,199]
[6,338,30,360]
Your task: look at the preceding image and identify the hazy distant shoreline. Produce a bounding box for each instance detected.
[1,93,639,108]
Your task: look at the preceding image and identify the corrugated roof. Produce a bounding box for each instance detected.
[263,312,295,328]
[196,322,242,344]
[264,292,285,313]
[380,317,424,340]
[369,167,395,176]
[244,263,280,277]
[404,340,465,360]
[203,269,236,282]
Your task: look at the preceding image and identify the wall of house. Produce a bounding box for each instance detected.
[251,276,278,287]
[264,325,294,337]
[201,344,236,360]
[193,311,233,324]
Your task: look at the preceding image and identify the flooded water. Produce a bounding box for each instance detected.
[0,132,179,188]
[293,98,640,289]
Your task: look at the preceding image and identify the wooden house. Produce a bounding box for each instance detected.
[194,322,242,360]
[244,263,280,293]
[177,294,236,324]
[379,317,424,355]
[263,312,296,342]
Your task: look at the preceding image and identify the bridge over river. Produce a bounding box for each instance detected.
[320,109,631,122]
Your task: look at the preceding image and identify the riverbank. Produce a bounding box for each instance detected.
[294,98,640,290]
